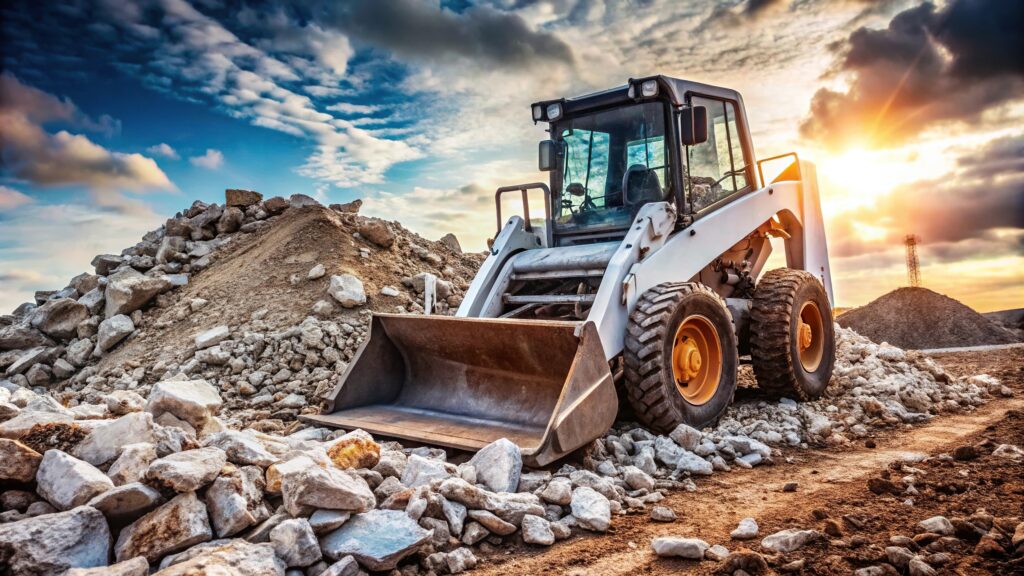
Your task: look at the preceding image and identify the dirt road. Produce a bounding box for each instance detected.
[474,347,1024,575]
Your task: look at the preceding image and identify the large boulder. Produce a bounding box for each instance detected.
[36,450,115,511]
[468,438,522,493]
[280,462,376,516]
[146,447,228,492]
[152,540,284,575]
[0,323,54,350]
[97,314,135,352]
[66,557,149,576]
[107,442,158,485]
[91,254,122,275]
[105,268,172,318]
[320,509,432,571]
[74,411,155,466]
[30,298,89,340]
[217,206,244,234]
[436,477,545,525]
[358,219,395,248]
[0,505,111,575]
[326,429,380,470]
[203,430,279,467]
[115,491,213,563]
[270,518,321,567]
[328,275,366,308]
[570,486,611,532]
[226,188,263,207]
[146,379,223,430]
[206,465,268,537]
[0,438,42,482]
[86,481,164,522]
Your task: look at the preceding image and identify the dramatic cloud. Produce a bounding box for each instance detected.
[0,185,34,210]
[800,0,1024,150]
[0,74,172,191]
[190,148,224,169]
[147,142,179,159]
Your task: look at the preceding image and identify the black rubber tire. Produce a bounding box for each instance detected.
[750,268,835,400]
[623,282,739,432]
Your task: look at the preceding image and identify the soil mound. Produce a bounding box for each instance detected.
[836,287,1020,349]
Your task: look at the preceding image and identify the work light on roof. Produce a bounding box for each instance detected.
[532,104,543,122]
[641,79,658,97]
[546,103,562,121]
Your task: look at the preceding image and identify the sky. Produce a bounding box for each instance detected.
[1,0,1021,314]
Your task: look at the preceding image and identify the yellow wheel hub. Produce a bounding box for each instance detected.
[798,301,824,372]
[672,315,722,406]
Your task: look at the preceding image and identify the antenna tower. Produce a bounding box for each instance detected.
[904,234,921,287]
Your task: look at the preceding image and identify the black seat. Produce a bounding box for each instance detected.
[622,164,664,208]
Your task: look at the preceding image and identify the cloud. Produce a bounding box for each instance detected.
[0,185,34,211]
[327,102,381,115]
[799,0,1024,150]
[147,142,180,159]
[316,0,574,68]
[189,148,224,169]
[0,71,120,136]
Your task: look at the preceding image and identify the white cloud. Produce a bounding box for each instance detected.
[327,102,381,115]
[190,148,224,169]
[147,142,179,159]
[0,185,34,211]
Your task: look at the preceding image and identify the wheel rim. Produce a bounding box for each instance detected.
[798,301,825,372]
[672,315,722,405]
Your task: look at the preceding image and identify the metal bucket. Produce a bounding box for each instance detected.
[301,314,617,467]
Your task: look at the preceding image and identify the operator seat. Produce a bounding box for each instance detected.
[623,164,664,214]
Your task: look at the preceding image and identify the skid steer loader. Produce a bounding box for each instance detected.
[303,76,836,466]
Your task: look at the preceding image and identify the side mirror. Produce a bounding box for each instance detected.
[680,106,708,146]
[538,140,556,171]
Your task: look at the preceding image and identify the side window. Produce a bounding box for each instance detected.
[561,128,610,211]
[686,97,749,212]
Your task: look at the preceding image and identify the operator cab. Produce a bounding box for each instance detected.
[534,76,757,247]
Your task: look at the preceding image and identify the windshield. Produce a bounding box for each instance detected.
[552,101,671,233]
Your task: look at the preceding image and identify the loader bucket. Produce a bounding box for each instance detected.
[301,314,617,467]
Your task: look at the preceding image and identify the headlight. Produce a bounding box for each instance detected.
[532,104,543,121]
[546,103,562,121]
[641,80,658,97]
[627,85,635,98]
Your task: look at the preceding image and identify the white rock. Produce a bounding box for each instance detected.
[668,423,702,451]
[570,486,611,532]
[203,430,279,467]
[328,274,366,308]
[309,509,351,535]
[152,539,283,575]
[65,557,149,576]
[105,390,145,415]
[115,492,213,563]
[651,536,709,559]
[107,442,158,485]
[461,521,490,545]
[675,450,714,476]
[36,450,115,510]
[380,286,400,297]
[320,509,432,571]
[522,514,555,545]
[705,543,730,561]
[760,528,820,553]
[206,465,267,537]
[104,268,171,318]
[469,437,522,493]
[319,556,360,576]
[441,498,467,537]
[85,481,164,521]
[195,325,230,349]
[271,518,322,567]
[0,505,110,574]
[917,516,954,535]
[621,465,656,491]
[308,264,326,280]
[146,379,222,429]
[731,517,759,540]
[400,453,451,487]
[74,412,155,466]
[146,447,227,492]
[446,547,477,574]
[97,314,135,352]
[280,462,376,516]
[540,477,573,505]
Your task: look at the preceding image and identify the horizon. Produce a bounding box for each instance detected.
[2,0,1022,314]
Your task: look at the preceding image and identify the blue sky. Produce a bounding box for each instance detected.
[1,0,1022,313]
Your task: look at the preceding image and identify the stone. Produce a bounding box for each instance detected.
[760,528,820,553]
[622,465,656,491]
[439,233,461,253]
[0,323,54,351]
[320,509,432,571]
[65,557,149,576]
[31,298,89,340]
[36,450,114,511]
[97,314,135,352]
[115,492,213,563]
[217,206,245,234]
[571,486,611,532]
[226,188,263,207]
[264,196,289,214]
[917,516,954,536]
[401,453,451,487]
[467,509,517,535]
[668,423,702,451]
[650,506,677,522]
[330,198,362,213]
[652,536,709,559]
[462,521,490,545]
[540,477,573,505]
[156,540,285,575]
[86,481,163,521]
[74,411,155,466]
[437,477,545,525]
[92,254,123,275]
[271,518,322,567]
[885,546,915,569]
[446,547,477,574]
[25,363,50,386]
[319,556,360,576]
[146,447,228,492]
[675,449,714,476]
[196,325,230,349]
[705,544,730,561]
[280,461,376,516]
[3,346,49,377]
[442,497,467,537]
[104,268,171,318]
[731,517,760,540]
[307,263,326,280]
[204,430,279,467]
[146,379,223,429]
[720,549,770,575]
[206,465,267,537]
[310,509,351,535]
[0,438,42,482]
[165,216,195,238]
[328,274,366,308]
[77,288,105,315]
[522,513,555,545]
[0,505,110,575]
[290,193,318,208]
[326,429,381,470]
[107,442,158,485]
[52,357,76,379]
[358,218,395,248]
[469,437,522,493]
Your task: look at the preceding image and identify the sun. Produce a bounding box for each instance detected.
[812,147,925,215]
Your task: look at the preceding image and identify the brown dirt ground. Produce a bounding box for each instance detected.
[87,205,483,377]
[472,346,1024,575]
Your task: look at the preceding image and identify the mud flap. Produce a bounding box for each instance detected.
[300,314,617,467]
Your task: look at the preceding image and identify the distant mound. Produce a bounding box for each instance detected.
[836,287,1020,350]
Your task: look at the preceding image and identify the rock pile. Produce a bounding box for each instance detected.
[837,287,1020,349]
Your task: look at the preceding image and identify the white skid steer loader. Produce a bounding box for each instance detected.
[304,76,836,467]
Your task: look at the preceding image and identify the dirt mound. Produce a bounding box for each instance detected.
[837,287,1020,349]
